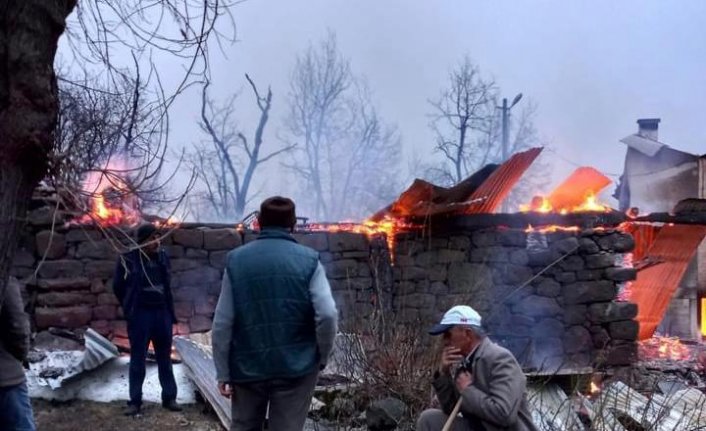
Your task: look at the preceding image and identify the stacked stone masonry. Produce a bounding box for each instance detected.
[13,215,638,370]
[391,228,639,369]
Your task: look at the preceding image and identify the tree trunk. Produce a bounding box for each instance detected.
[0,1,76,301]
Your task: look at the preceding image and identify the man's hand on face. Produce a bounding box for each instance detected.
[218,382,233,399]
[455,370,473,392]
[439,346,463,375]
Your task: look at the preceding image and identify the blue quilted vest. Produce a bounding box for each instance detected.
[225,228,320,382]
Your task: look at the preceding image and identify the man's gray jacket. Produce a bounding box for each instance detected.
[0,278,30,387]
[432,337,538,431]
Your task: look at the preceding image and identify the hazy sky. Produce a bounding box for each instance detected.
[65,1,706,218]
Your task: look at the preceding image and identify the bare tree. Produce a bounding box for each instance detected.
[0,1,232,300]
[425,56,549,209]
[52,64,193,220]
[428,56,497,185]
[192,75,293,221]
[284,32,401,221]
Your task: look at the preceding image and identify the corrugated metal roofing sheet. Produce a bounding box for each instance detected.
[547,167,611,210]
[465,147,543,214]
[628,224,706,340]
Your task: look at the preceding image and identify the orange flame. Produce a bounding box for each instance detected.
[75,160,142,226]
[590,381,600,395]
[638,335,691,361]
[519,191,611,214]
[525,224,580,234]
[306,216,415,261]
[155,216,180,228]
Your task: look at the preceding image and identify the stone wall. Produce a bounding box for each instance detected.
[390,227,639,370]
[13,216,639,369]
[11,224,378,350]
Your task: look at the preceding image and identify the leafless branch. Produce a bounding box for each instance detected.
[189,73,288,221]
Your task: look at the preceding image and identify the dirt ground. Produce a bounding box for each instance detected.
[33,399,223,431]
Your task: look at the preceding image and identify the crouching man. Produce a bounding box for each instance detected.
[417,305,537,431]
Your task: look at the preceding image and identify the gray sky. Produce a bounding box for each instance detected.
[77,1,706,218]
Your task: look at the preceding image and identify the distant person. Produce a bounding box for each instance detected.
[114,224,181,416]
[213,196,338,431]
[0,277,35,430]
[417,305,537,431]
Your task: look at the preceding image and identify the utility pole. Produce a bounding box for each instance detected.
[501,97,509,164]
[499,93,522,213]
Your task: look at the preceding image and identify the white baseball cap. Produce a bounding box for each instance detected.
[428,305,482,335]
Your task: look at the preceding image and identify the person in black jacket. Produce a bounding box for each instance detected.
[0,280,35,431]
[0,277,36,430]
[114,224,181,416]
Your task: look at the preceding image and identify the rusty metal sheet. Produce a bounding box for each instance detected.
[547,167,612,211]
[629,224,706,340]
[620,223,661,262]
[465,147,543,214]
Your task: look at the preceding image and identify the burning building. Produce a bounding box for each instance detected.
[15,121,706,374]
[13,145,651,374]
[614,118,706,342]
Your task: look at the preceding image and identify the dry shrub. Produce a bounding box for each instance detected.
[334,313,440,425]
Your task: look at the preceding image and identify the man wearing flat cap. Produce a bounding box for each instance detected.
[417,305,537,431]
[113,224,181,416]
[213,196,338,431]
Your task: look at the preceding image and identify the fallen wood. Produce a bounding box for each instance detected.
[174,336,230,429]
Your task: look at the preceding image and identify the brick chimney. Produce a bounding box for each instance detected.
[637,118,660,141]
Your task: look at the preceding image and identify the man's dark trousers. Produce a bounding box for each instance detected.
[127,307,177,406]
[231,370,319,431]
[0,382,35,431]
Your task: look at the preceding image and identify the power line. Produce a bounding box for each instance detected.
[544,147,699,179]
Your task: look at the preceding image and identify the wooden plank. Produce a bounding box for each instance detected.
[173,336,230,429]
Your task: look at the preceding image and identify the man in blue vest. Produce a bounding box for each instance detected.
[212,196,338,431]
[114,224,181,416]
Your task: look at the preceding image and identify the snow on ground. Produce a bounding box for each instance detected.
[28,356,197,404]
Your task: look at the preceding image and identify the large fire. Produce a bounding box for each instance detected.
[519,191,611,214]
[75,160,142,226]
